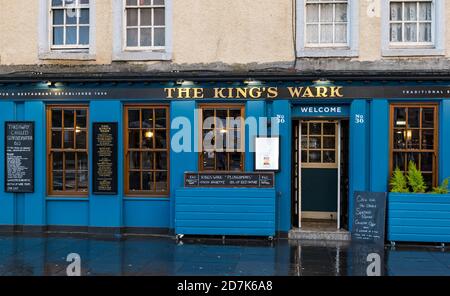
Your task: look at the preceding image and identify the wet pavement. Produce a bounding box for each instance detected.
[0,233,450,276]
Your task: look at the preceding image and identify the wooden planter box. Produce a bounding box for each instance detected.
[387,193,450,243]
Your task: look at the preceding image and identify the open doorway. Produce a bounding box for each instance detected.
[292,119,349,231]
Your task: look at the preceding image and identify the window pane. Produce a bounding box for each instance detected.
[128,109,140,128]
[129,172,141,191]
[323,137,335,149]
[52,0,63,6]
[404,3,417,21]
[301,151,308,162]
[129,130,140,148]
[335,24,347,43]
[53,9,64,25]
[129,151,141,169]
[52,131,62,148]
[155,130,167,149]
[422,108,434,128]
[142,151,153,169]
[306,4,319,22]
[65,171,76,191]
[323,123,335,135]
[65,26,77,45]
[155,172,167,192]
[155,152,167,170]
[309,123,321,135]
[320,24,333,43]
[390,3,403,21]
[154,8,165,25]
[143,172,154,191]
[53,27,64,45]
[76,109,87,128]
[142,130,154,148]
[408,108,420,128]
[65,152,75,171]
[216,152,228,170]
[64,131,75,149]
[53,152,63,170]
[140,8,152,26]
[394,108,407,127]
[154,28,165,46]
[422,130,434,150]
[140,28,152,47]
[77,152,88,171]
[79,26,89,45]
[53,171,63,191]
[78,172,88,192]
[309,151,321,163]
[406,129,420,149]
[127,28,138,47]
[155,109,166,128]
[64,110,75,128]
[309,137,321,149]
[405,23,417,42]
[76,131,86,149]
[390,23,402,42]
[323,151,335,163]
[154,0,165,5]
[306,24,319,44]
[65,10,77,25]
[127,9,138,26]
[202,152,215,170]
[79,8,89,24]
[419,23,432,42]
[52,109,62,127]
[229,153,242,171]
[423,173,433,190]
[407,152,420,166]
[421,152,433,172]
[320,4,333,22]
[419,2,432,20]
[393,129,406,149]
[335,4,347,22]
[126,0,137,5]
[142,109,153,129]
[393,152,406,171]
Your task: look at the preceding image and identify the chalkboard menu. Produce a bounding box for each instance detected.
[351,191,387,245]
[5,122,34,193]
[184,172,274,188]
[93,122,118,195]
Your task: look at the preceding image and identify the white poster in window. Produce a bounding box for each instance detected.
[255,137,280,171]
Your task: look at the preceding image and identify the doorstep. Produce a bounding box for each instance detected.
[288,228,351,241]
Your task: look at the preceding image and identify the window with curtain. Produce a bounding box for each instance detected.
[305,0,349,46]
[47,106,89,196]
[390,104,438,189]
[50,0,90,49]
[125,0,166,49]
[389,0,433,44]
[125,106,169,196]
[200,106,245,171]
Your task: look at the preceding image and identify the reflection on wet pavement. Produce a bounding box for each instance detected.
[0,234,449,276]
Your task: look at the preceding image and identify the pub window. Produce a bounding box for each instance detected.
[199,105,245,171]
[305,0,349,46]
[50,0,90,49]
[47,106,89,196]
[389,0,433,45]
[300,121,338,168]
[125,106,169,196]
[124,0,166,49]
[390,104,438,188]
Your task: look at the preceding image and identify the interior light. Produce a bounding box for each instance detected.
[404,130,412,141]
[145,131,154,138]
[396,120,406,126]
[219,128,227,134]
[75,126,82,134]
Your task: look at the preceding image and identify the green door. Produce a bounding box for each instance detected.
[300,121,338,221]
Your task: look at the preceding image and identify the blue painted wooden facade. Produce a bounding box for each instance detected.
[0,81,449,241]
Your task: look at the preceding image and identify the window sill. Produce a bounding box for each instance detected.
[46,197,89,201]
[297,48,358,58]
[112,51,172,61]
[39,51,96,61]
[382,48,445,57]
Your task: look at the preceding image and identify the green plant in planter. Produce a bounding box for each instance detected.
[432,178,450,194]
[390,167,409,193]
[407,161,427,193]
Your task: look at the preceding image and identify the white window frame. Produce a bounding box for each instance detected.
[296,0,359,57]
[113,0,172,61]
[39,0,96,60]
[382,0,445,56]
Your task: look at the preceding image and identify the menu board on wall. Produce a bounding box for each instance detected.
[185,172,275,188]
[254,137,280,171]
[5,122,34,193]
[351,191,387,245]
[93,122,118,195]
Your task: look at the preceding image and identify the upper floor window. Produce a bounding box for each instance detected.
[50,0,90,50]
[113,0,172,61]
[389,0,432,45]
[305,0,348,47]
[125,0,165,49]
[382,0,445,56]
[296,0,359,57]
